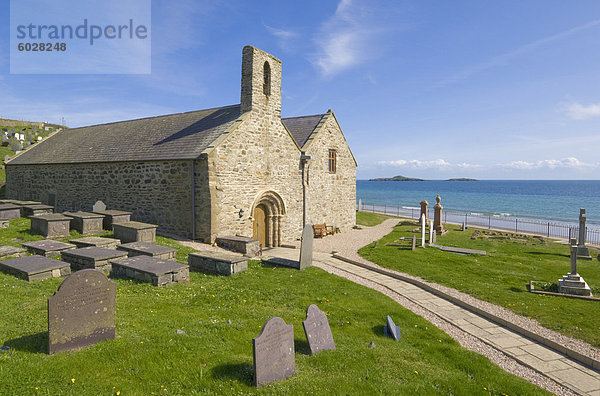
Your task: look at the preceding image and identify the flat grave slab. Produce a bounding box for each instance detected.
[30,214,71,238]
[109,256,189,286]
[0,244,27,259]
[0,255,71,281]
[22,204,54,217]
[21,240,76,258]
[71,236,120,250]
[8,200,41,206]
[48,269,116,354]
[63,211,104,235]
[61,247,128,273]
[113,221,157,243]
[429,244,486,256]
[92,210,132,230]
[188,251,247,275]
[216,236,261,256]
[117,242,176,260]
[253,316,295,387]
[0,203,21,220]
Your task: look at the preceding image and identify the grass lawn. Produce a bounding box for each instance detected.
[359,220,600,348]
[356,211,396,227]
[0,218,547,394]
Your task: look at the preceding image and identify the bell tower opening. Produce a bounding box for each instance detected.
[263,61,271,96]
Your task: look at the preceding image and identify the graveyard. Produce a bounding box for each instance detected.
[357,213,600,348]
[0,216,548,394]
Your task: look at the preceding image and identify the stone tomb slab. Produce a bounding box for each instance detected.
[0,244,27,259]
[216,236,261,257]
[117,241,176,260]
[93,209,132,230]
[0,255,71,281]
[0,203,21,220]
[188,251,247,275]
[61,247,128,273]
[48,269,116,354]
[113,221,158,243]
[21,240,76,258]
[30,214,72,238]
[109,256,189,286]
[63,211,105,235]
[72,236,121,250]
[302,304,335,354]
[253,316,295,387]
[21,204,54,217]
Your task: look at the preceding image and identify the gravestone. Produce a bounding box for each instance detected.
[110,256,189,286]
[71,236,121,250]
[411,235,416,251]
[298,223,313,270]
[558,238,592,296]
[21,240,76,258]
[429,220,434,245]
[420,214,426,248]
[253,317,295,387]
[420,200,428,223]
[48,269,116,354]
[358,199,363,211]
[433,194,445,235]
[118,242,176,260]
[383,315,401,341]
[576,209,592,260]
[0,255,70,281]
[92,200,106,212]
[302,304,335,354]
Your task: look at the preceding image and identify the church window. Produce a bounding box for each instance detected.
[263,61,271,96]
[328,149,336,173]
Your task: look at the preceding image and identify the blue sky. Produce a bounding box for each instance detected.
[2,0,600,180]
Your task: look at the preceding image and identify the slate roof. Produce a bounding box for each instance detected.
[8,105,241,165]
[282,114,325,148]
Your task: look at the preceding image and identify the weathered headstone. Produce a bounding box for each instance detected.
[253,317,295,387]
[411,235,416,251]
[302,304,335,354]
[429,220,434,245]
[576,209,592,260]
[433,194,445,235]
[48,269,116,354]
[298,223,313,270]
[383,315,401,341]
[420,200,429,223]
[420,214,426,248]
[92,200,107,212]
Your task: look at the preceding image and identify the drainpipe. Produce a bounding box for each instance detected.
[300,152,311,228]
[190,159,196,240]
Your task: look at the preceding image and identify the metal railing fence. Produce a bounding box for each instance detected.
[357,202,600,246]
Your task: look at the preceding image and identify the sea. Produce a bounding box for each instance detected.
[357,180,600,227]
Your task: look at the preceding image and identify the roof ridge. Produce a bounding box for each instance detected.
[66,104,241,131]
[281,113,326,120]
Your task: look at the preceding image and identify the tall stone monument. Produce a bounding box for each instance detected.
[558,238,592,296]
[576,209,592,260]
[433,195,445,235]
[298,224,313,270]
[419,200,428,223]
[420,214,426,248]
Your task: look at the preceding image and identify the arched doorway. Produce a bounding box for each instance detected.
[251,191,286,248]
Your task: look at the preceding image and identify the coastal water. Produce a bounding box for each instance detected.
[357,180,600,226]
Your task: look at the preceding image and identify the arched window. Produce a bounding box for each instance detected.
[263,61,271,96]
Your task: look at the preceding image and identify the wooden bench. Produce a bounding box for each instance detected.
[313,223,334,238]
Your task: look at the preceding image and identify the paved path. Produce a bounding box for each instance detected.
[263,246,600,396]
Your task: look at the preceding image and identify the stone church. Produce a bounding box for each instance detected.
[6,46,357,246]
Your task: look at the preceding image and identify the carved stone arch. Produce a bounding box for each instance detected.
[251,190,286,247]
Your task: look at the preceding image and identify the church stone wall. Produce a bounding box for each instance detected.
[5,160,210,240]
[208,113,304,244]
[304,114,356,232]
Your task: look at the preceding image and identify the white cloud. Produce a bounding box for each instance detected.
[264,23,298,52]
[563,102,600,120]
[500,157,597,170]
[311,0,397,77]
[439,19,600,86]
